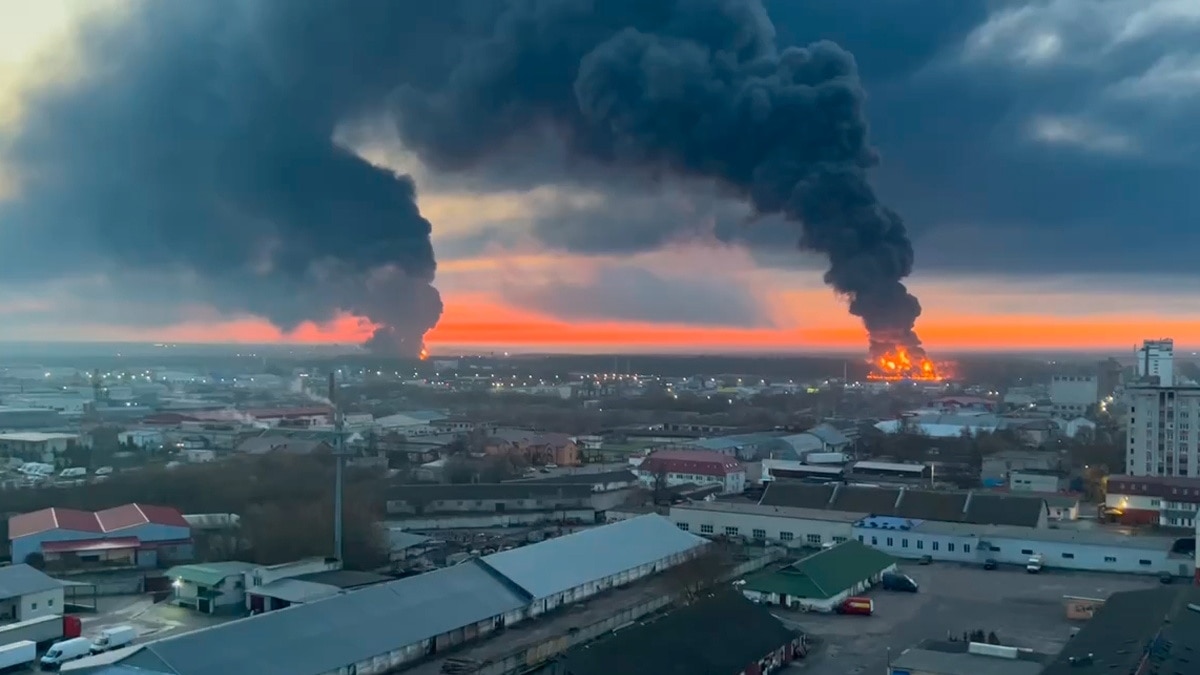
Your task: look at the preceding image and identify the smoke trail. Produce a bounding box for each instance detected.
[392,0,924,354]
[0,1,468,356]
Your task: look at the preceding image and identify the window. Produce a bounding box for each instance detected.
[1104,556,1116,563]
[699,524,714,534]
[901,539,909,548]
[886,537,894,546]
[1139,559,1152,566]
[871,536,878,545]
[932,541,940,551]
[858,535,864,542]
[917,540,924,550]
[48,599,53,607]
[833,536,847,544]
[676,522,690,531]
[1062,552,1075,559]
[1021,549,1033,555]
[990,546,1001,552]
[30,602,36,610]
[807,534,822,545]
[948,543,955,552]
[963,544,970,553]
[780,531,794,541]
[724,526,739,536]
[752,528,767,540]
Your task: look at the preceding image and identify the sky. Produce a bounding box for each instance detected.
[1,0,1199,355]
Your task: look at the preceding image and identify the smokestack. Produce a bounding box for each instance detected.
[329,372,345,562]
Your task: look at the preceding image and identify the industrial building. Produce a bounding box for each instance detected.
[479,514,706,616]
[0,432,80,462]
[69,515,707,675]
[167,562,258,614]
[1042,585,1200,675]
[8,503,192,567]
[671,501,861,548]
[853,516,1193,576]
[887,640,1051,675]
[383,481,635,529]
[757,482,1049,529]
[1049,375,1099,416]
[0,563,64,622]
[549,590,803,675]
[740,540,897,612]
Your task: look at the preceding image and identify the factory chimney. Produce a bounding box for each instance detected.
[328,372,347,562]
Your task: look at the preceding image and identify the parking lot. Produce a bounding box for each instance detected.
[790,563,1163,675]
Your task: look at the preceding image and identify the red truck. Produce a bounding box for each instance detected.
[836,597,874,616]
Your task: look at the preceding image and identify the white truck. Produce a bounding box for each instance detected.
[1026,553,1045,573]
[90,625,137,653]
[0,640,36,672]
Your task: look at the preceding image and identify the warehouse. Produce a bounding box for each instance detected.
[670,501,862,548]
[479,514,706,616]
[853,517,1193,576]
[9,503,192,567]
[739,540,897,612]
[92,559,532,675]
[0,563,64,622]
[549,590,803,675]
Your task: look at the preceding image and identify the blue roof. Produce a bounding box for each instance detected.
[480,515,705,599]
[118,560,530,675]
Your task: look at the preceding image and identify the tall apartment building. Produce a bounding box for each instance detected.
[1135,339,1174,386]
[1126,385,1200,477]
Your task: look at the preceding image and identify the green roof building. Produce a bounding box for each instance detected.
[740,540,897,612]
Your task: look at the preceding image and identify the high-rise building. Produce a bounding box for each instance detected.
[1126,384,1200,477]
[1135,339,1174,386]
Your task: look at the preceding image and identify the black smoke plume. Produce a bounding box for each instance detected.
[0,1,469,356]
[392,0,924,355]
[2,0,922,356]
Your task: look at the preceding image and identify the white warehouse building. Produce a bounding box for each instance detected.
[479,514,707,616]
[853,516,1193,578]
[670,502,861,549]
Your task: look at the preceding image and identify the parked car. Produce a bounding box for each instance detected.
[983,559,998,570]
[1159,572,1174,584]
[881,572,919,593]
[917,555,933,565]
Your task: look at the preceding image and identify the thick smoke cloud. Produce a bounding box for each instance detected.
[0,1,479,356]
[393,0,924,354]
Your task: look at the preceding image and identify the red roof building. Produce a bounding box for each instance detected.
[638,450,746,495]
[8,503,193,569]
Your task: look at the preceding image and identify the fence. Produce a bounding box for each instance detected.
[466,547,786,675]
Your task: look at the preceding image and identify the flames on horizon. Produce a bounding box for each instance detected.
[867,345,944,382]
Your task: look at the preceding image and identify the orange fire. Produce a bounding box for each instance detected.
[418,346,429,361]
[867,345,943,381]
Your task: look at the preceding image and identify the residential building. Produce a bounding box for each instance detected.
[1135,338,1174,385]
[485,430,581,466]
[1125,384,1200,477]
[636,449,745,494]
[1009,468,1067,493]
[854,517,1193,577]
[0,564,64,622]
[1042,586,1200,675]
[550,590,804,675]
[8,503,192,568]
[0,432,80,462]
[888,640,1051,675]
[740,539,897,612]
[167,561,257,614]
[1050,375,1098,416]
[1105,474,1200,527]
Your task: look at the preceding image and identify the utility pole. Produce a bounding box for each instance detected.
[329,372,347,562]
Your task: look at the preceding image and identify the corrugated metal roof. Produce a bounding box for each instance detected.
[0,564,62,599]
[131,560,530,675]
[479,514,705,599]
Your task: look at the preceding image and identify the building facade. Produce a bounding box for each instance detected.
[670,502,858,548]
[1105,475,1200,527]
[1125,385,1200,477]
[1009,469,1067,493]
[8,503,192,567]
[0,432,80,463]
[637,450,746,494]
[1050,375,1099,416]
[1136,339,1175,385]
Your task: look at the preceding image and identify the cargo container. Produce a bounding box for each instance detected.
[836,597,874,616]
[0,614,77,647]
[0,640,35,672]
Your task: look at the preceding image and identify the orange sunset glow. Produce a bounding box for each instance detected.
[129,292,1200,354]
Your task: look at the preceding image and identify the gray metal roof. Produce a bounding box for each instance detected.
[480,514,705,599]
[120,560,530,675]
[250,578,342,604]
[890,646,1045,675]
[0,564,62,599]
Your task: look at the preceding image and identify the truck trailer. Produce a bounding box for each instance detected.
[0,615,81,648]
[0,640,35,673]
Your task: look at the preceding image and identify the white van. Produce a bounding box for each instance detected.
[59,467,87,480]
[90,625,137,653]
[41,637,92,669]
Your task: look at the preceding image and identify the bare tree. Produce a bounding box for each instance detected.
[663,545,733,603]
[651,467,670,504]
